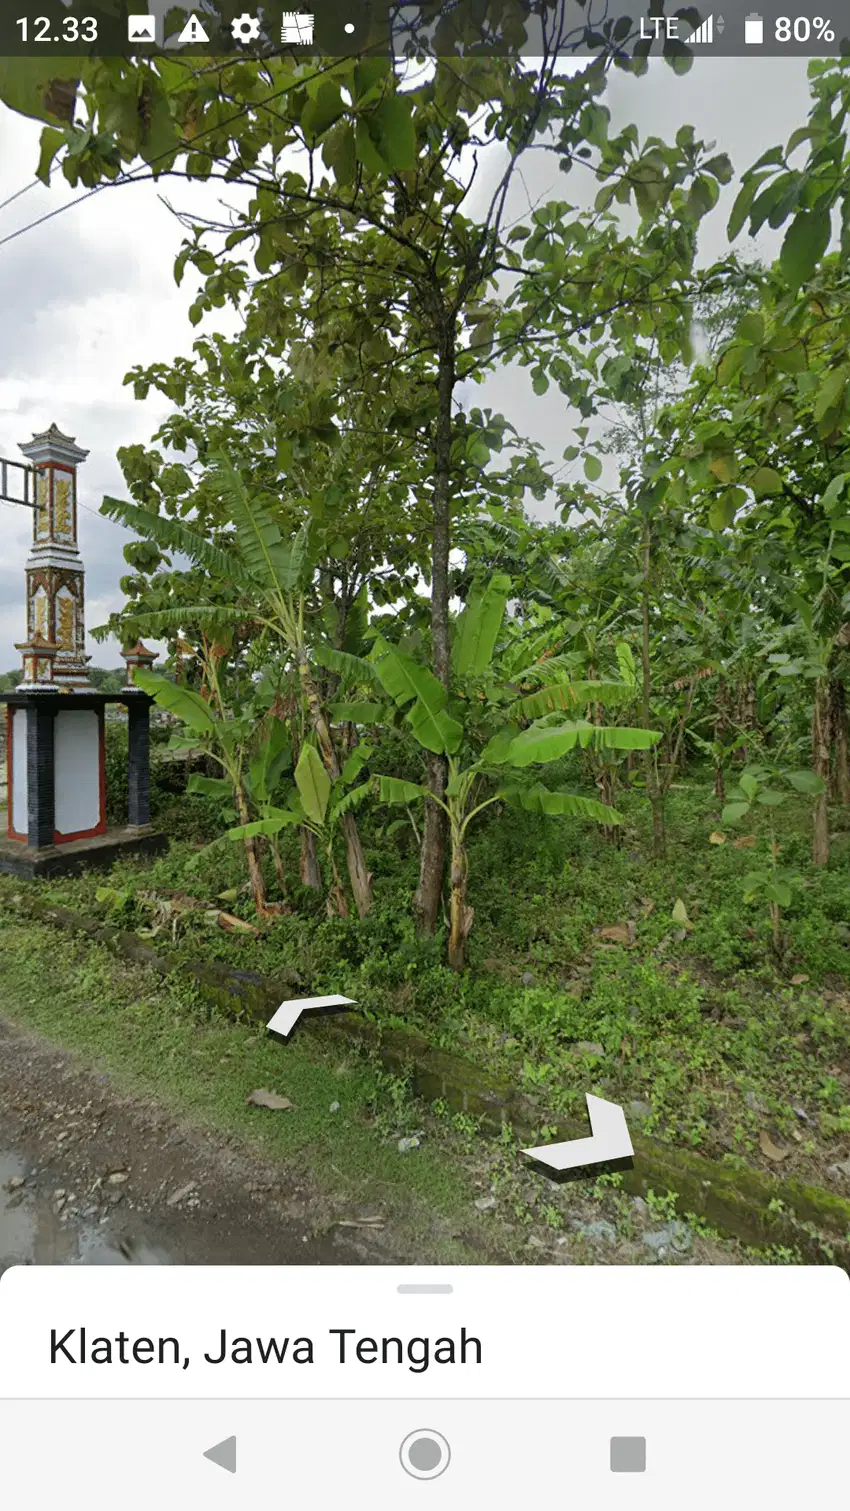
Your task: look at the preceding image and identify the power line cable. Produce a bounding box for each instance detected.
[0,178,41,216]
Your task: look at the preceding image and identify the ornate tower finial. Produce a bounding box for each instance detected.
[17,423,91,690]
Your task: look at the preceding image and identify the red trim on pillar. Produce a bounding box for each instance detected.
[6,705,26,843]
[52,705,107,845]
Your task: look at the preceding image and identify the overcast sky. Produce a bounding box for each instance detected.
[0,53,813,672]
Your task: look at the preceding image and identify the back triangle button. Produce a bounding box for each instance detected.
[203,1435,236,1474]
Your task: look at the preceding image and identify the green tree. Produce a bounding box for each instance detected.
[100,452,376,916]
[2,32,730,932]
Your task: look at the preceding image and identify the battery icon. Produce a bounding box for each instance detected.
[745,11,764,42]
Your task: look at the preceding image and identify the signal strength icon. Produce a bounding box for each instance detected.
[689,13,723,42]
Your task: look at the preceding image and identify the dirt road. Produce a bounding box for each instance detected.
[0,1016,412,1270]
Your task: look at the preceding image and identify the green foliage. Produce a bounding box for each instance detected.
[451,574,511,679]
[295,743,331,828]
[374,645,463,756]
[131,668,216,735]
[716,765,826,949]
[506,720,659,766]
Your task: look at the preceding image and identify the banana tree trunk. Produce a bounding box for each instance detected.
[600,767,621,847]
[447,826,473,971]
[299,827,322,890]
[296,653,373,917]
[714,681,727,799]
[812,677,831,867]
[270,838,292,910]
[234,787,269,917]
[830,678,850,805]
[326,847,350,919]
[738,678,757,763]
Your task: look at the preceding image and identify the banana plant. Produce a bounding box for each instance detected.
[370,574,661,969]
[101,451,374,917]
[226,739,374,918]
[130,654,279,916]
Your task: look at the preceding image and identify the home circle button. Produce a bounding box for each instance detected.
[399,1428,451,1480]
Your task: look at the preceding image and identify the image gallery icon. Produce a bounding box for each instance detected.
[281,12,315,43]
[127,14,156,41]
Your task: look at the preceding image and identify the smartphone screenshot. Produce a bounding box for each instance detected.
[0,1,848,1503]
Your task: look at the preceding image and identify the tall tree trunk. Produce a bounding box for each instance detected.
[416,760,448,931]
[640,515,665,858]
[300,827,322,890]
[415,340,454,935]
[296,652,373,917]
[447,828,473,970]
[829,678,850,805]
[812,677,831,867]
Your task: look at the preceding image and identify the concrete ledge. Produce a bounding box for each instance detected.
[8,897,850,1263]
[0,826,167,878]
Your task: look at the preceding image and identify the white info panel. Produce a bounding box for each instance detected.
[0,1265,846,1509]
[53,708,100,835]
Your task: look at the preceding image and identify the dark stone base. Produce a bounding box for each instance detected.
[0,823,166,878]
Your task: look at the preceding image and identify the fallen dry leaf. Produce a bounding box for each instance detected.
[598,922,636,946]
[708,831,726,845]
[790,973,809,986]
[217,910,261,936]
[247,1089,294,1111]
[671,898,692,928]
[732,834,757,849]
[759,1130,790,1162]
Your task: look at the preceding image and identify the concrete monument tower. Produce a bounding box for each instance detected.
[16,423,92,689]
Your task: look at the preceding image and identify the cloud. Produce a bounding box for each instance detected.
[0,102,240,667]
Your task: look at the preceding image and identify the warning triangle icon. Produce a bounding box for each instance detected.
[177,14,210,43]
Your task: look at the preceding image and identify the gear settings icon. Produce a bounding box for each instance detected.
[231,12,262,42]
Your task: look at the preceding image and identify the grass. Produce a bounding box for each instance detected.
[1,753,849,1210]
[0,914,511,1262]
[0,913,767,1265]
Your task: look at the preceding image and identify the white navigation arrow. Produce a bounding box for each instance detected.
[267,994,357,1039]
[522,1094,633,1173]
